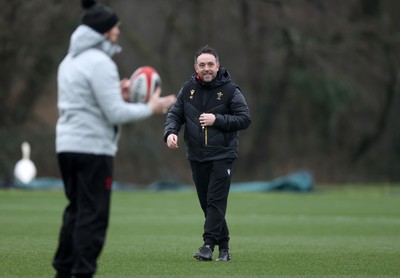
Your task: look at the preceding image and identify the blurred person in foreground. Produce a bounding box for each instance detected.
[164,45,251,262]
[52,0,175,277]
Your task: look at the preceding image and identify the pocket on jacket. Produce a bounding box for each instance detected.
[207,128,229,147]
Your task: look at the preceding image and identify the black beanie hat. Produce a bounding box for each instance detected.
[81,0,119,34]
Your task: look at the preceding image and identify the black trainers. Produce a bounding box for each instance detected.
[215,249,231,262]
[193,245,213,261]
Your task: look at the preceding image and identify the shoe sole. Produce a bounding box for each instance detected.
[193,255,212,261]
[215,258,231,262]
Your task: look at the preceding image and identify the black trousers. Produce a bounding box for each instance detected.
[52,153,113,277]
[190,159,233,251]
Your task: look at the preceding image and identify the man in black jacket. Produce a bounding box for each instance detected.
[164,45,251,262]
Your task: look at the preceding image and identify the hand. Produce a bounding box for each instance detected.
[199,113,216,127]
[166,134,179,149]
[148,87,176,114]
[120,78,131,101]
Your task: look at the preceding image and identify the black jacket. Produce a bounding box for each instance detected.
[164,67,251,162]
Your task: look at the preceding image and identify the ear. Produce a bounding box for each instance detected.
[103,30,110,39]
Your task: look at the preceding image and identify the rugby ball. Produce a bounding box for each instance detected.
[129,66,161,103]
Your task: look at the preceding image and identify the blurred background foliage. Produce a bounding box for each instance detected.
[1,0,400,186]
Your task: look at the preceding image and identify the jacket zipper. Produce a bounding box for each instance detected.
[202,126,208,145]
[204,126,208,145]
[202,108,208,145]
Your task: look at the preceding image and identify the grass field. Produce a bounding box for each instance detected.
[0,185,399,277]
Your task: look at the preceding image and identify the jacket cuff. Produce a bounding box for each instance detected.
[163,131,175,142]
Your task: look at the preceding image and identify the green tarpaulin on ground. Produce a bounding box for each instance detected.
[11,171,313,192]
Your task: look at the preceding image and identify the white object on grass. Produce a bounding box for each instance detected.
[14,141,37,184]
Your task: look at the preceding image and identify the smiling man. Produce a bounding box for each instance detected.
[164,45,251,262]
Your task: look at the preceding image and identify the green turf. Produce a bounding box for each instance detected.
[0,186,399,277]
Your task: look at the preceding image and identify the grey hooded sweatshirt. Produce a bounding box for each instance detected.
[56,25,152,156]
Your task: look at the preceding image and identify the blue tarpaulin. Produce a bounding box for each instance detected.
[144,171,313,192]
[11,171,313,193]
[229,171,313,192]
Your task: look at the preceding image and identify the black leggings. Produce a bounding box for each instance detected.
[53,153,113,276]
[190,159,233,250]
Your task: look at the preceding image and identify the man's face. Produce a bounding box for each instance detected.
[104,25,120,44]
[194,53,220,83]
